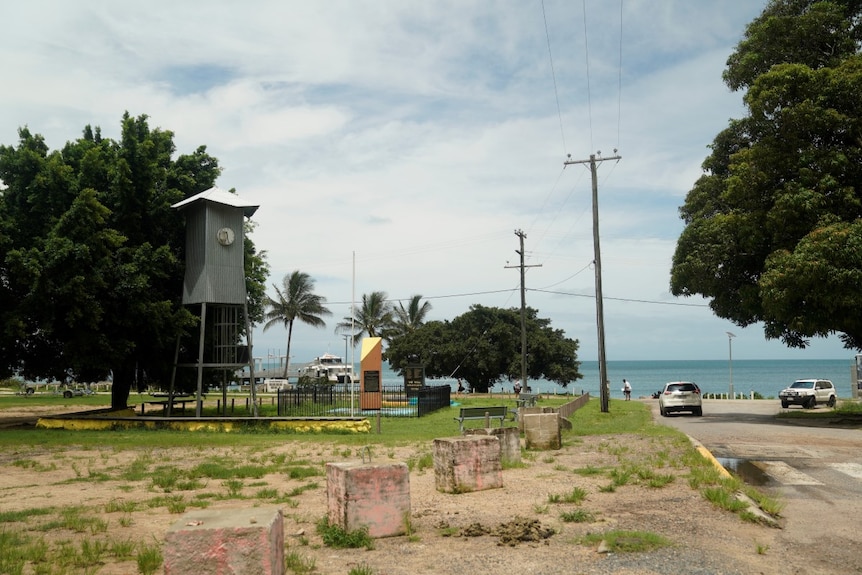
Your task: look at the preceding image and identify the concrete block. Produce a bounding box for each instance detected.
[433,436,502,493]
[463,426,521,465]
[326,461,410,538]
[164,506,283,575]
[523,412,561,450]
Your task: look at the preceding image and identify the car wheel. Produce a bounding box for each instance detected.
[827,395,836,408]
[693,407,702,416]
[780,400,788,408]
[63,390,72,398]
[659,405,666,417]
[805,396,816,409]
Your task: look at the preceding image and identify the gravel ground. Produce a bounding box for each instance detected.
[0,405,855,574]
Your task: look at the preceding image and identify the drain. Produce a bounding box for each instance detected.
[715,457,773,486]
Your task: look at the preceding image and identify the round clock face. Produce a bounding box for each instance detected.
[216,227,235,246]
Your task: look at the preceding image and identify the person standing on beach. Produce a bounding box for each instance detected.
[623,379,632,401]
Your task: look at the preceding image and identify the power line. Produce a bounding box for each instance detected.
[542,0,567,155]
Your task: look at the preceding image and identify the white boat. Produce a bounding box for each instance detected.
[298,353,354,383]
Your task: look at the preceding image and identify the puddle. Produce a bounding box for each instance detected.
[715,457,773,486]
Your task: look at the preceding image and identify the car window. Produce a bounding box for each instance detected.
[666,383,696,392]
[790,381,814,389]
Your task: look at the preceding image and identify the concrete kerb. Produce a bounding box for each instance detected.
[686,435,781,528]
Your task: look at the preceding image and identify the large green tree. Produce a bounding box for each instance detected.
[262,271,331,378]
[384,304,581,393]
[0,114,268,408]
[670,0,862,349]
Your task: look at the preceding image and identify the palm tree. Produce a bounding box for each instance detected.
[390,295,432,338]
[337,291,393,345]
[262,271,331,378]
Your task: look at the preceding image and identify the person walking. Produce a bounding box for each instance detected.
[623,379,632,401]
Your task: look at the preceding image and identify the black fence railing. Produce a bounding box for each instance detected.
[276,384,451,418]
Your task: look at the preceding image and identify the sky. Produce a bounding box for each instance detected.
[1,1,854,365]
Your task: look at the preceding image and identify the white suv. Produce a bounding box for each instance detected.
[658,381,702,416]
[779,379,837,409]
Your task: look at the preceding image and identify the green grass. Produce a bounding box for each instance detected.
[315,516,374,550]
[579,529,671,552]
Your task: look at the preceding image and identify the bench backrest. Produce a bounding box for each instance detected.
[459,406,507,418]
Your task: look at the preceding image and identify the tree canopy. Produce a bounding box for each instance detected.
[0,113,268,408]
[384,304,581,393]
[671,0,862,349]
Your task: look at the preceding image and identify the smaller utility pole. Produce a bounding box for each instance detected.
[505,230,541,390]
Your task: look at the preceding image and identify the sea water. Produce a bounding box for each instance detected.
[381,358,856,400]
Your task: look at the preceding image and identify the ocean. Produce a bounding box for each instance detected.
[367,358,858,400]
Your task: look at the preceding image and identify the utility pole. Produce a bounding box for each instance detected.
[505,230,541,391]
[564,151,621,413]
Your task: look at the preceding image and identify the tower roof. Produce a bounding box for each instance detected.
[171,186,259,217]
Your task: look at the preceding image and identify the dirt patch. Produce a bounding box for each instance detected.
[0,410,850,575]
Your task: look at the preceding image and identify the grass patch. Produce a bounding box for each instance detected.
[560,509,595,523]
[285,550,317,574]
[579,529,671,552]
[316,516,374,550]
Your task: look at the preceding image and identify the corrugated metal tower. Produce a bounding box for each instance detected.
[171,187,260,417]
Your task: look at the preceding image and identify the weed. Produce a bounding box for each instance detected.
[579,530,670,552]
[105,499,137,513]
[316,517,374,550]
[349,563,375,575]
[647,473,675,488]
[755,542,769,555]
[136,542,163,575]
[109,538,137,559]
[223,479,245,498]
[702,487,748,513]
[256,487,279,499]
[406,451,434,472]
[609,468,631,486]
[572,465,604,476]
[598,483,616,493]
[287,482,318,497]
[560,509,595,523]
[285,550,316,574]
[533,504,549,514]
[287,466,321,479]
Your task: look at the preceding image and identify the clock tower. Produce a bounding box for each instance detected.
[171,187,260,416]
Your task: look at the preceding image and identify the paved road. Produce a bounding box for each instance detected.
[648,398,862,566]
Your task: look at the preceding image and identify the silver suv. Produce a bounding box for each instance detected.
[779,379,836,409]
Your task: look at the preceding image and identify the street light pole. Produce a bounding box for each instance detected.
[726,331,736,399]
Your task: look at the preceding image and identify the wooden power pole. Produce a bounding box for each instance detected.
[506,230,541,390]
[564,151,621,413]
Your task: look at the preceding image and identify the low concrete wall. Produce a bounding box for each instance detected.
[35,413,371,433]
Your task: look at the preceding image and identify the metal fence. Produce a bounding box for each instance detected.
[276,384,451,418]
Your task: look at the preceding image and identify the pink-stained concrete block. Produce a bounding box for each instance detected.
[433,436,502,493]
[326,461,410,538]
[163,507,284,575]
